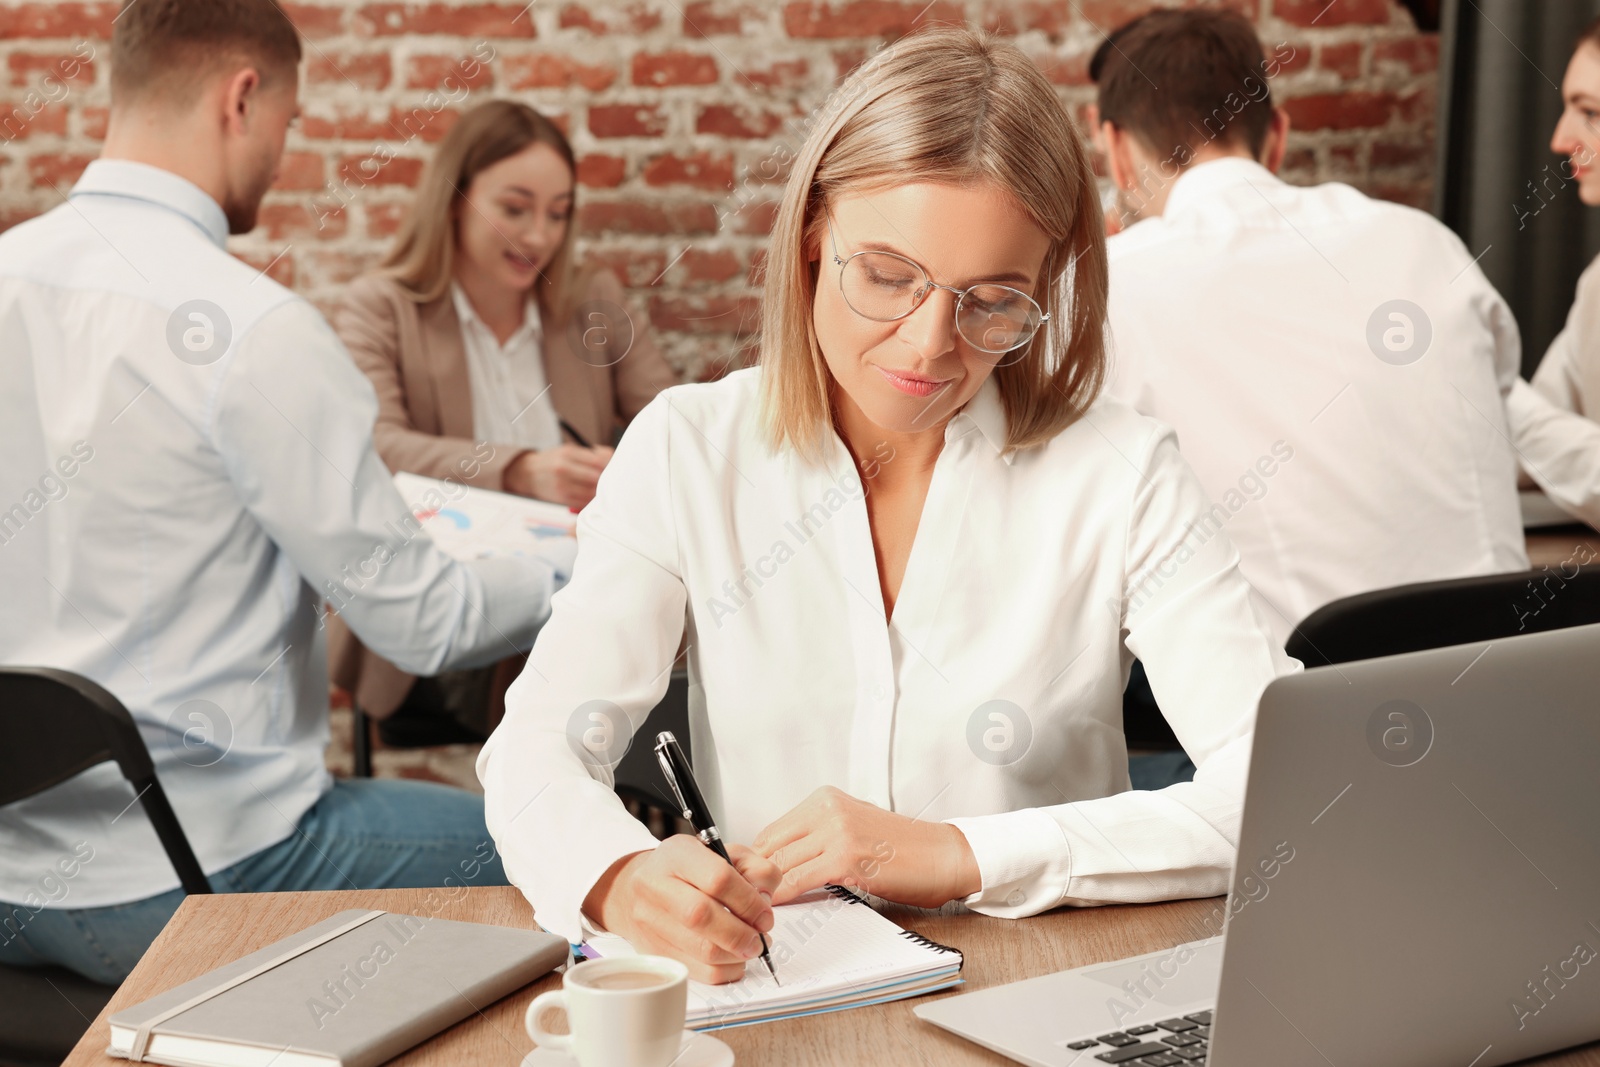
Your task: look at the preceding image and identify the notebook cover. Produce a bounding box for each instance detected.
[107,908,568,1067]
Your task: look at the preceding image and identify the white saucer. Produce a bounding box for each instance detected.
[521,1029,734,1067]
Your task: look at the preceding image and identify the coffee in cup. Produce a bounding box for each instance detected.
[525,956,689,1067]
[580,970,673,992]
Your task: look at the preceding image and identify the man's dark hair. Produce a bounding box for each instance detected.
[1578,12,1600,54]
[112,0,302,104]
[1092,9,1275,163]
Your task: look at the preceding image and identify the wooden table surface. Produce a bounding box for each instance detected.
[63,886,1600,1067]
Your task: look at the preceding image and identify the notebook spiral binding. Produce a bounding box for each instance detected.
[823,883,869,904]
[898,929,963,958]
[821,885,963,961]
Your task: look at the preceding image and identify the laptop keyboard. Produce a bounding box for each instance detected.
[1061,1010,1213,1065]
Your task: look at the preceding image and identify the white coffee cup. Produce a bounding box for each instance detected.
[525,955,690,1067]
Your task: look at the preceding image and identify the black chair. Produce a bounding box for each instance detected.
[0,964,122,1067]
[611,670,692,839]
[349,676,494,779]
[348,699,483,779]
[1286,565,1600,668]
[0,667,212,1067]
[348,670,692,837]
[1122,659,1181,751]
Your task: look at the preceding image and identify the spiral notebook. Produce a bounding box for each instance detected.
[581,885,964,1030]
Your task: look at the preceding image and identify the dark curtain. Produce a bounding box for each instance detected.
[1436,0,1600,376]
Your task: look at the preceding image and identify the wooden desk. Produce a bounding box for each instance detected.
[1526,526,1600,570]
[63,887,1600,1066]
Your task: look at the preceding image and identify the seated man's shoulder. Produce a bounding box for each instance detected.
[0,206,62,256]
[1106,215,1179,262]
[17,204,307,339]
[1310,180,1457,245]
[160,248,313,342]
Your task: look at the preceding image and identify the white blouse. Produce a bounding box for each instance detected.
[478,367,1299,941]
[452,282,563,451]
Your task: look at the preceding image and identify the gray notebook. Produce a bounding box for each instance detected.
[106,908,569,1067]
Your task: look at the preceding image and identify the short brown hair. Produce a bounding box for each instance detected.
[111,0,302,103]
[761,26,1107,459]
[380,99,578,320]
[1577,13,1600,53]
[1093,9,1274,163]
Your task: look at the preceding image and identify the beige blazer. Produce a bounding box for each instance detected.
[327,265,678,718]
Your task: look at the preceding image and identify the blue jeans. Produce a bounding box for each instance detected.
[0,779,507,985]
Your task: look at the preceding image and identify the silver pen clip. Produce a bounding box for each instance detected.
[654,740,694,822]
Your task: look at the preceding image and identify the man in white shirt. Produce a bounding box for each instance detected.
[0,0,570,984]
[1091,8,1597,647]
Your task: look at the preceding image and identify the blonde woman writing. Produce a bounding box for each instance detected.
[480,27,1297,984]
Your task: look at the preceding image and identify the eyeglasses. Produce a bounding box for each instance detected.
[828,215,1048,360]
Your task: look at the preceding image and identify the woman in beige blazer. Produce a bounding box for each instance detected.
[331,99,677,728]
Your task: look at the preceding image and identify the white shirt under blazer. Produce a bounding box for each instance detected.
[478,366,1300,941]
[451,282,564,452]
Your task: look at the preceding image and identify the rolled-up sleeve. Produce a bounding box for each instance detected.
[1508,378,1600,531]
[212,299,561,675]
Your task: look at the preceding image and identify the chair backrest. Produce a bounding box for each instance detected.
[612,670,691,814]
[1286,564,1600,668]
[0,667,211,895]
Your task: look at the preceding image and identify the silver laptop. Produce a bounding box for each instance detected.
[916,622,1600,1067]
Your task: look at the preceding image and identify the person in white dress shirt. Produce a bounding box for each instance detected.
[1540,16,1600,421]
[0,0,570,984]
[478,25,1299,985]
[1522,16,1600,525]
[1090,9,1600,651]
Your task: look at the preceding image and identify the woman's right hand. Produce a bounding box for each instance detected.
[583,837,781,984]
[503,445,613,508]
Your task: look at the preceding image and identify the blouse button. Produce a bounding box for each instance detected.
[874,684,886,699]
[1006,890,1025,906]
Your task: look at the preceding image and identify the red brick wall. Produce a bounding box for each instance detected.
[0,0,1437,379]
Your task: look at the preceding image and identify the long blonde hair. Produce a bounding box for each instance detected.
[380,99,578,319]
[760,26,1108,459]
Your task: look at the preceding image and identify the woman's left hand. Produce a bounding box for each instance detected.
[751,786,982,907]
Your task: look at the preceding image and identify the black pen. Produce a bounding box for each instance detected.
[558,418,593,450]
[654,730,779,984]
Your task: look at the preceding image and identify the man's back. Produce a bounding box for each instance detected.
[0,161,552,907]
[1106,157,1527,643]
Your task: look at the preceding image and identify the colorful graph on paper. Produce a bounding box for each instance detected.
[394,472,576,561]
